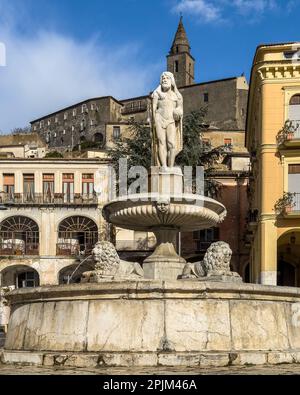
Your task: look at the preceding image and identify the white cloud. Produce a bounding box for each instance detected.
[173,0,222,22]
[172,0,287,23]
[231,0,277,15]
[0,3,161,133]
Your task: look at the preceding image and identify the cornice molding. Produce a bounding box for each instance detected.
[257,64,300,82]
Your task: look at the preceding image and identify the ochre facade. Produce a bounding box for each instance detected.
[246,43,300,285]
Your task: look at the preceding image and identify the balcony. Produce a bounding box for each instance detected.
[277,120,300,148]
[284,193,300,216]
[0,238,39,256]
[275,192,300,218]
[56,242,95,257]
[0,193,98,207]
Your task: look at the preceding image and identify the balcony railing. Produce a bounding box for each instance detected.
[0,193,98,206]
[277,120,300,144]
[56,242,94,257]
[291,193,300,212]
[290,121,300,139]
[56,231,99,257]
[0,240,39,256]
[115,239,156,251]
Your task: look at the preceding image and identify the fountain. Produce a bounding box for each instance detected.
[2,72,300,369]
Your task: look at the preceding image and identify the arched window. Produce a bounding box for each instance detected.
[289,94,300,119]
[290,94,300,105]
[0,216,39,255]
[289,95,300,138]
[57,216,98,256]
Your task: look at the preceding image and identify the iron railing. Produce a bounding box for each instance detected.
[290,121,300,139]
[0,192,98,206]
[292,193,300,212]
[56,231,99,256]
[0,233,39,256]
[56,243,95,256]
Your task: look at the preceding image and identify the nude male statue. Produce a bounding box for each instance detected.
[151,72,183,168]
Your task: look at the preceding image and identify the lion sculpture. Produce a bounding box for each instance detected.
[82,241,144,282]
[182,241,241,280]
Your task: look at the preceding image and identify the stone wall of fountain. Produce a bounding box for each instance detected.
[2,281,300,368]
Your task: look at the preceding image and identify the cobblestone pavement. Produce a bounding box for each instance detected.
[1,363,300,375]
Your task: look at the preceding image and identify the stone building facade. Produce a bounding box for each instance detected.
[30,19,248,155]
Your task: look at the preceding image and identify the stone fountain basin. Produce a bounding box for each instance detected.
[3,281,300,368]
[103,193,226,232]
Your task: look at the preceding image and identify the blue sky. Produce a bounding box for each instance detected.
[0,0,300,132]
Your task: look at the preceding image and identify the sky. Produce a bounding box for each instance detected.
[0,0,300,132]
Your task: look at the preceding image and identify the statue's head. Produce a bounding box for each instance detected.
[160,71,176,92]
[203,241,232,274]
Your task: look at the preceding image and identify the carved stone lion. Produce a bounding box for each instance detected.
[82,241,144,282]
[203,241,232,275]
[181,241,241,280]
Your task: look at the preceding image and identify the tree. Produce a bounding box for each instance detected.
[45,151,63,158]
[107,109,230,197]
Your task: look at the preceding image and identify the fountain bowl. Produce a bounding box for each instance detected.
[103,193,226,232]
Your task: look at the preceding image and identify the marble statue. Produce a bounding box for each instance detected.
[182,241,241,280]
[81,241,144,282]
[151,71,183,168]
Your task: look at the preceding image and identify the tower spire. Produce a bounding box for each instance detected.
[170,16,191,55]
[167,17,195,88]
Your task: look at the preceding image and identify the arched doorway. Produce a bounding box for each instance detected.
[277,231,300,287]
[57,216,98,257]
[0,216,39,255]
[1,265,40,288]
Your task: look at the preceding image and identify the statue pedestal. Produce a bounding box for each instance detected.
[150,167,183,195]
[143,227,186,281]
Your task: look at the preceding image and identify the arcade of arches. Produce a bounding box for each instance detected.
[0,215,99,291]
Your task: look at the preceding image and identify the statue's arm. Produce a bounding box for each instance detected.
[174,93,183,121]
[152,91,159,118]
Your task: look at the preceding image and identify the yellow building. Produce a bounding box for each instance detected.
[246,42,300,286]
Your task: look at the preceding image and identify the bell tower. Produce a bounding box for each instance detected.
[167,17,195,88]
